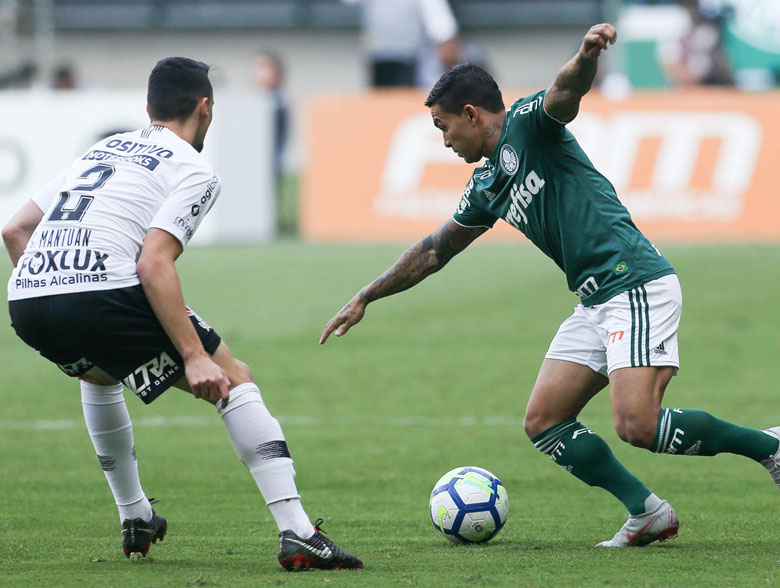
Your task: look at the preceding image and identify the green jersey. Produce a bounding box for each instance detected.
[452,90,675,306]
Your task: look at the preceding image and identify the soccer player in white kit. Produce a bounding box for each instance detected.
[3,57,362,571]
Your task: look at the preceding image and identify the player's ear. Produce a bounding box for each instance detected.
[146,104,152,120]
[463,104,478,124]
[197,96,210,116]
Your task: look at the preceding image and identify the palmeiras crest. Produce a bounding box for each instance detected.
[499,144,518,176]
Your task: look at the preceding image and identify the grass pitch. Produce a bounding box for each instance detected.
[1,242,778,587]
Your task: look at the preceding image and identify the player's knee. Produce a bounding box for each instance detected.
[523,411,556,440]
[226,358,253,389]
[234,358,252,380]
[613,414,656,449]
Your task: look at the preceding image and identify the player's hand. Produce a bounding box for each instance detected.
[579,23,617,59]
[320,295,366,344]
[185,353,230,405]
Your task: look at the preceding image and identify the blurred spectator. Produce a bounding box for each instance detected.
[0,61,37,90]
[253,50,293,234]
[51,63,79,90]
[253,50,288,180]
[658,0,733,87]
[344,0,461,88]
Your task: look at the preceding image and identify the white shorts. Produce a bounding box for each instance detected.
[545,274,681,377]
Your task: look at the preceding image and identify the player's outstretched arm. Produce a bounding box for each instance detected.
[137,228,229,405]
[1,200,44,266]
[319,219,487,344]
[544,23,617,124]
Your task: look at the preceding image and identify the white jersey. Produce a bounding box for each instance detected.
[7,125,220,300]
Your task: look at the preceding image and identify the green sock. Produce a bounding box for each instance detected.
[532,419,652,515]
[653,408,779,461]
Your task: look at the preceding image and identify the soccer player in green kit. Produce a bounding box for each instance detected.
[320,23,780,547]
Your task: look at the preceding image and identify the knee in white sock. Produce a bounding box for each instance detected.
[216,382,268,415]
[217,382,300,504]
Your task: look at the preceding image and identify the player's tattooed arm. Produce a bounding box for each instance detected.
[362,219,485,301]
[545,23,617,124]
[319,219,486,343]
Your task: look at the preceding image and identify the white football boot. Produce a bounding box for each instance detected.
[596,498,679,547]
[760,427,780,489]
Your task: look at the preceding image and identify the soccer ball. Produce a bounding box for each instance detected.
[429,466,508,543]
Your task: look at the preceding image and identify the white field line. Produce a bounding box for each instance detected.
[0,415,523,432]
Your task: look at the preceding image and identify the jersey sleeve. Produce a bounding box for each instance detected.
[451,179,498,229]
[31,175,65,213]
[149,166,220,247]
[508,89,566,141]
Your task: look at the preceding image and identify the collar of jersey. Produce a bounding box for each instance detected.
[145,124,198,152]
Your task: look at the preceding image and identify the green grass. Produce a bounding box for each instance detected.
[1,242,779,587]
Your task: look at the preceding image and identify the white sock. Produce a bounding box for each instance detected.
[640,493,664,516]
[218,382,313,538]
[80,381,152,523]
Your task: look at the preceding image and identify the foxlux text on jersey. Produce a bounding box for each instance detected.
[14,249,110,290]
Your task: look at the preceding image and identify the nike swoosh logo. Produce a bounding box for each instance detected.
[437,505,449,531]
[122,527,154,537]
[285,537,333,560]
[626,513,661,542]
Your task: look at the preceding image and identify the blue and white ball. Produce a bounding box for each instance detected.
[429,466,508,543]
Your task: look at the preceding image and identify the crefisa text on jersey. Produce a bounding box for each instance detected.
[506,169,545,228]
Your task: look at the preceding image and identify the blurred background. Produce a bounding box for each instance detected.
[1,0,779,245]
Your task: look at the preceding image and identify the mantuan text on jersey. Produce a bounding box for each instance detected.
[505,170,545,229]
[36,227,91,249]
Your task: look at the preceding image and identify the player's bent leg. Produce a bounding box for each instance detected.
[79,367,164,557]
[609,366,674,449]
[650,408,779,462]
[524,359,607,438]
[180,342,363,570]
[527,359,673,546]
[210,341,253,390]
[611,366,780,492]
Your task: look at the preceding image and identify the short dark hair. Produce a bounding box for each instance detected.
[425,64,504,114]
[147,57,212,122]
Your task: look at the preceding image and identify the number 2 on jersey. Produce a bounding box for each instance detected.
[48,164,116,222]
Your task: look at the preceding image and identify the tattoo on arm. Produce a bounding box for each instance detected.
[556,54,597,96]
[547,54,598,123]
[360,221,485,303]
